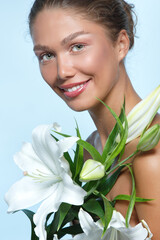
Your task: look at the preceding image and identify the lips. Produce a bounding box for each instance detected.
[59,80,90,98]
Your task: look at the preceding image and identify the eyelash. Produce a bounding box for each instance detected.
[38,43,86,64]
[71,44,85,52]
[39,53,55,64]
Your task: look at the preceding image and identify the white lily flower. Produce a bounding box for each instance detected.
[53,234,73,240]
[127,85,160,143]
[73,209,152,240]
[53,122,62,132]
[5,124,86,240]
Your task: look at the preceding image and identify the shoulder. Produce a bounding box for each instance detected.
[132,142,160,238]
[133,144,160,173]
[132,141,160,197]
[133,113,160,182]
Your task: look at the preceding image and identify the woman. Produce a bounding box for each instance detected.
[28,0,160,238]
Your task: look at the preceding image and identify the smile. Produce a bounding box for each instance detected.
[64,83,85,92]
[59,80,90,98]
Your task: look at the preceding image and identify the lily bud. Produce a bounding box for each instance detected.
[127,85,160,143]
[80,159,105,182]
[137,124,160,151]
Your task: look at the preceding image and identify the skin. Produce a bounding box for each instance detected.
[31,8,160,239]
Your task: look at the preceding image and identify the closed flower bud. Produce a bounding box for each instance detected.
[80,159,105,182]
[127,85,160,143]
[137,124,160,151]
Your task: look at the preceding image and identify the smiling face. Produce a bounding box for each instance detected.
[32,8,127,112]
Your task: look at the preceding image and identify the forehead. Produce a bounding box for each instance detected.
[31,8,110,45]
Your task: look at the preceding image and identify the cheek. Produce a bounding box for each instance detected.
[77,46,112,76]
[40,64,57,87]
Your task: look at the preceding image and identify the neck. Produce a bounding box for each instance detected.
[88,64,141,148]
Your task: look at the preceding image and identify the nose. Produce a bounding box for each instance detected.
[57,55,75,80]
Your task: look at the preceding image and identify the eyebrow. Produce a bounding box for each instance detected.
[61,31,89,46]
[33,31,89,52]
[33,45,53,52]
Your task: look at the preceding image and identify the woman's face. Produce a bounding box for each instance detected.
[32,8,124,112]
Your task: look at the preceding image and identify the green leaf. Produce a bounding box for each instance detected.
[47,211,60,238]
[97,98,124,133]
[104,106,128,170]
[63,151,74,176]
[97,165,125,196]
[125,166,136,227]
[22,209,39,240]
[118,144,126,162]
[57,203,71,231]
[113,194,153,202]
[75,120,81,139]
[57,224,82,239]
[83,198,104,220]
[73,144,83,181]
[77,139,103,163]
[106,151,138,175]
[101,195,114,235]
[73,133,83,179]
[102,103,126,162]
[51,130,71,138]
[58,205,79,229]
[70,122,84,181]
[83,180,100,197]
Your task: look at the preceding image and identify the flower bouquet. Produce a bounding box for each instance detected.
[5,86,160,240]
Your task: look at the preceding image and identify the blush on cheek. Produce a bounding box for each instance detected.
[84,44,111,74]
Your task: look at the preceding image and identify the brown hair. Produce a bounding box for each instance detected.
[29,0,136,49]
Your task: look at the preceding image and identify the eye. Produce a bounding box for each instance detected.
[71,44,85,52]
[39,53,54,64]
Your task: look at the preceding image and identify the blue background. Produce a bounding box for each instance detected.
[1,0,160,239]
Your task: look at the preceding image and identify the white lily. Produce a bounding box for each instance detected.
[53,122,62,132]
[73,209,152,240]
[127,85,160,143]
[5,124,86,240]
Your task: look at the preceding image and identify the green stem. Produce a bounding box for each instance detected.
[106,150,139,175]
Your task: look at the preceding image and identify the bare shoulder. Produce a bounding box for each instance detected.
[132,141,160,239]
[133,114,160,182]
[133,141,160,197]
[133,143,160,173]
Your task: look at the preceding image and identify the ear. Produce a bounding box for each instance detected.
[116,30,130,62]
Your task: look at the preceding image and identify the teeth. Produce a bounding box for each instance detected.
[66,84,84,92]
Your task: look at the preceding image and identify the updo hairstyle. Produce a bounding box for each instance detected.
[29,0,136,50]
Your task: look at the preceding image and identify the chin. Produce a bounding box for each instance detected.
[66,103,88,112]
[63,99,90,112]
[64,97,100,112]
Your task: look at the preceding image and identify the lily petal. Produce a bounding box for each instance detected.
[57,136,79,158]
[32,125,78,175]
[74,209,102,240]
[73,210,152,240]
[78,208,100,235]
[5,176,57,212]
[127,85,160,143]
[14,142,51,175]
[34,183,63,240]
[34,173,86,240]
